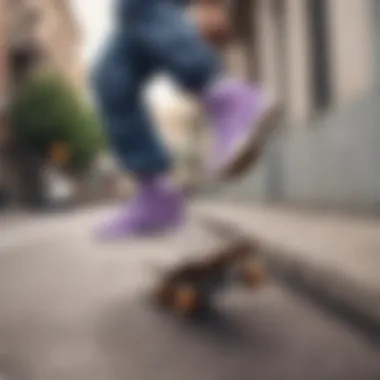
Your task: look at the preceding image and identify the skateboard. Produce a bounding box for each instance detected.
[152,218,267,316]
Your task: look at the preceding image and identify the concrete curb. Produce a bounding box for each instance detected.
[198,209,380,334]
[261,243,380,337]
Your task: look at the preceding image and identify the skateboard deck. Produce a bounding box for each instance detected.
[151,217,267,316]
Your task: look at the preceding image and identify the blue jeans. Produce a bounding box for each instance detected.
[92,0,220,176]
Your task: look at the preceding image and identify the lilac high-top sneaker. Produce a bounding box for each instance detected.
[204,79,280,179]
[95,177,184,239]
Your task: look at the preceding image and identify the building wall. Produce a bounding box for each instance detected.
[212,91,380,212]
[0,0,8,144]
[0,0,83,208]
[0,0,10,200]
[207,0,380,212]
[283,0,311,125]
[256,0,279,98]
[253,0,374,125]
[5,0,83,90]
[0,0,6,105]
[33,0,83,89]
[328,0,373,106]
[279,93,380,211]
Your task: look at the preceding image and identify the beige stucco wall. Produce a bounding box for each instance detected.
[283,0,311,125]
[0,0,6,103]
[0,0,8,185]
[5,0,83,90]
[256,0,279,99]
[34,0,83,89]
[251,0,373,126]
[328,0,373,106]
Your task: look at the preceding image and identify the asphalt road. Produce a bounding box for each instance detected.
[0,208,379,380]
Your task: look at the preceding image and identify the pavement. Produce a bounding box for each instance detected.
[0,204,379,380]
[196,201,380,328]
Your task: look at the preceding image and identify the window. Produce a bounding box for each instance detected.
[307,0,332,110]
[8,46,40,88]
[231,0,261,81]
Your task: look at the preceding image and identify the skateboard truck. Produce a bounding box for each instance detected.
[152,217,267,316]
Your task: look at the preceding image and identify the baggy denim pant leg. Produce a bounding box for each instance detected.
[92,32,172,176]
[92,0,220,176]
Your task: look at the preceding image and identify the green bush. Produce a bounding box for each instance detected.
[10,73,104,172]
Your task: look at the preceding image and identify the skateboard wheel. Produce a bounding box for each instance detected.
[242,262,266,288]
[173,286,199,315]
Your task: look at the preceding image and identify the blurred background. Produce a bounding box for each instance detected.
[0,0,379,213]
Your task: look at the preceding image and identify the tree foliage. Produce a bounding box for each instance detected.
[10,73,104,172]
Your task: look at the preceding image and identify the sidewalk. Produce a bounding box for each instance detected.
[195,201,380,326]
[3,201,380,326]
[1,204,379,380]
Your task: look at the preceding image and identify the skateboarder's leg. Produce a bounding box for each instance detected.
[92,0,278,239]
[128,0,280,178]
[92,32,171,176]
[92,32,184,239]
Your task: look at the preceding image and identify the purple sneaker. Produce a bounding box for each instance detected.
[95,177,185,240]
[204,79,281,179]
